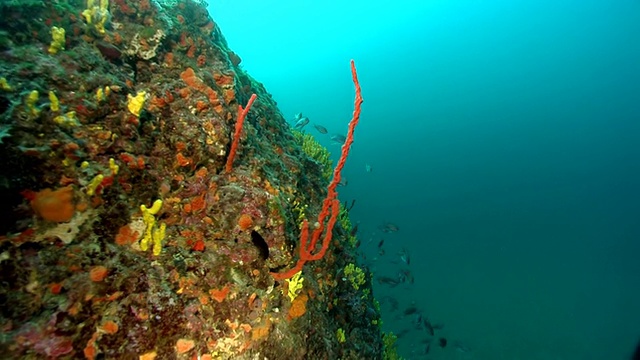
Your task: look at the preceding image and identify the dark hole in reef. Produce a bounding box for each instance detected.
[0,95,10,114]
[250,230,269,261]
[0,144,42,234]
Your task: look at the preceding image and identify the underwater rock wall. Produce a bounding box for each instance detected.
[0,0,389,359]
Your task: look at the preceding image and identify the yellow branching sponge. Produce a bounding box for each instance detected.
[82,0,110,34]
[286,270,304,302]
[344,263,366,290]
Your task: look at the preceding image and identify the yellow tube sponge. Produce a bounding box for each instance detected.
[48,27,66,55]
[142,199,163,215]
[108,158,119,175]
[0,78,12,91]
[25,90,40,116]
[140,200,164,255]
[86,174,104,196]
[49,91,60,112]
[152,222,166,256]
[140,210,155,251]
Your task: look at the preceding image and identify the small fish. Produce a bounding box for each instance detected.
[365,163,372,172]
[330,134,346,145]
[377,239,385,256]
[346,199,355,211]
[295,117,310,128]
[350,223,359,237]
[379,222,400,233]
[337,177,348,187]
[424,318,435,336]
[414,314,424,329]
[403,305,419,316]
[424,341,431,354]
[377,276,401,287]
[398,248,410,265]
[398,269,414,284]
[313,124,328,134]
[453,340,471,353]
[438,337,448,348]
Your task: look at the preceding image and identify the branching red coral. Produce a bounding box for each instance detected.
[271,60,363,280]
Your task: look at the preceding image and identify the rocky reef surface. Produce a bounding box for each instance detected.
[0,0,395,359]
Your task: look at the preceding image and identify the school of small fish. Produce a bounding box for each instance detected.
[292,111,470,357]
[364,222,471,358]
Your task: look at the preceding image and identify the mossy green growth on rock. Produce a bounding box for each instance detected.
[344,263,366,291]
[338,204,358,247]
[292,129,333,180]
[383,332,402,360]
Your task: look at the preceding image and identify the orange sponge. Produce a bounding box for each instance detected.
[30,186,75,222]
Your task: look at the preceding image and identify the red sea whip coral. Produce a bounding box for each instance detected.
[225,94,258,172]
[271,60,363,280]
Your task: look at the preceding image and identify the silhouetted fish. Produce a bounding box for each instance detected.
[313,124,328,134]
[350,223,359,237]
[398,269,414,284]
[453,340,471,353]
[294,113,309,128]
[398,248,410,265]
[424,318,435,336]
[377,276,401,287]
[346,199,355,211]
[403,305,419,316]
[379,222,400,233]
[330,134,346,144]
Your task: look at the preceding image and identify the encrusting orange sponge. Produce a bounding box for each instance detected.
[237,214,253,230]
[30,186,75,222]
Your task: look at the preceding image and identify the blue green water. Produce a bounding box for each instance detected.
[211,1,640,359]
